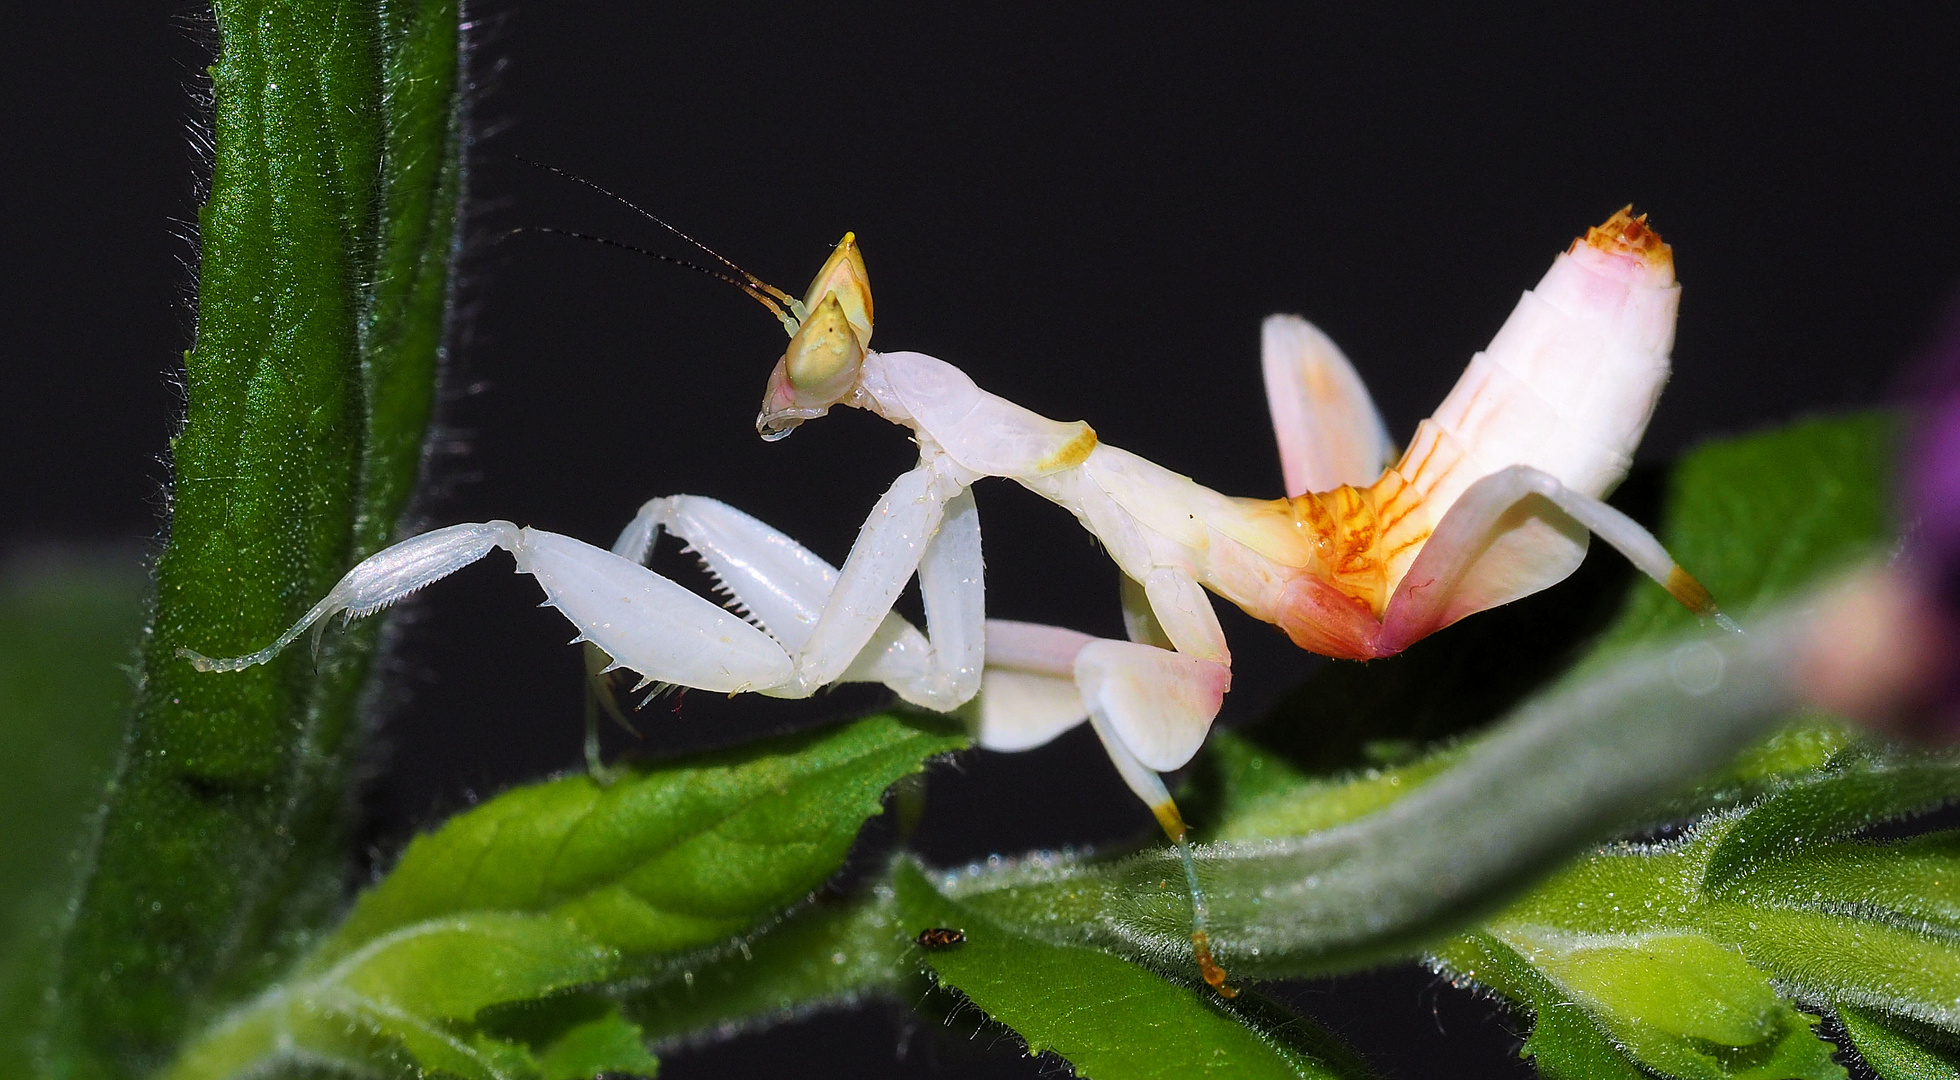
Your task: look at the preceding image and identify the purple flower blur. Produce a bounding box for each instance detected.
[1799,292,1960,738]
[1907,295,1960,621]
[1896,292,1960,735]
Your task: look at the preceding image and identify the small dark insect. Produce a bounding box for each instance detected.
[915,927,966,949]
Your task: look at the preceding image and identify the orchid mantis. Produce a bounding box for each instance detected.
[177,207,1726,992]
[745,209,1730,834]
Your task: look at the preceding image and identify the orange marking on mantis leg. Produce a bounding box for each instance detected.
[1192,931,1238,997]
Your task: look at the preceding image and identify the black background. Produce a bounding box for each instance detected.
[10,3,1959,1076]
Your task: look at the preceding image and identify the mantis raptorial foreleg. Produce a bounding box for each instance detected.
[609,467,985,711]
[177,522,796,693]
[608,491,1214,793]
[797,461,982,700]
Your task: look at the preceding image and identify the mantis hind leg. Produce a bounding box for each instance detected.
[1378,464,1736,653]
[1084,704,1236,996]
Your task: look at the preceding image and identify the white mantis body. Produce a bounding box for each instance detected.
[745,209,1729,829]
[178,207,1725,991]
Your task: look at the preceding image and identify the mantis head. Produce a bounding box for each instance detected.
[757,234,874,440]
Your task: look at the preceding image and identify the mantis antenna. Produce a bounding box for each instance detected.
[511,156,805,328]
[503,224,799,333]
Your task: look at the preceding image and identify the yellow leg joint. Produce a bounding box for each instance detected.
[1151,799,1189,843]
[1665,565,1719,617]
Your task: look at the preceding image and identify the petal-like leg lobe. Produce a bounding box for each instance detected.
[1377,464,1727,653]
[1262,314,1396,497]
[1075,639,1229,773]
[975,619,1093,752]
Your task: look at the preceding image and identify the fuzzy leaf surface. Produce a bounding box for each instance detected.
[1424,756,1960,1078]
[321,713,964,964]
[627,888,916,1049]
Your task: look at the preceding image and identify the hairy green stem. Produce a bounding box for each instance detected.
[41,1,463,1075]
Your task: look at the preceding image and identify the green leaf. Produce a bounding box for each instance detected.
[48,0,465,1074]
[1488,926,1844,1080]
[1201,735,1465,843]
[1839,1006,1960,1080]
[1703,755,1960,893]
[891,862,1372,1080]
[1702,903,1960,1033]
[530,1011,659,1080]
[1419,764,1960,1078]
[1431,932,1649,1080]
[166,914,619,1080]
[164,713,962,1078]
[626,888,916,1048]
[1730,831,1960,934]
[321,712,964,965]
[1433,928,1846,1080]
[0,555,146,1071]
[1583,412,1896,655]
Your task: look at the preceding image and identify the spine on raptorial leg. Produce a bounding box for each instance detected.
[1402,208,1681,516]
